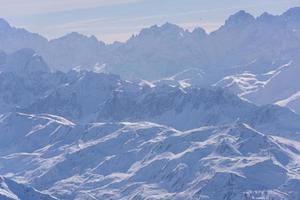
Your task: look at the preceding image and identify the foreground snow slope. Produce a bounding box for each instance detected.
[0,113,300,200]
[0,176,57,200]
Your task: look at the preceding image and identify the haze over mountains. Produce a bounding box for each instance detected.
[1,7,300,113]
[1,7,300,76]
[1,7,300,200]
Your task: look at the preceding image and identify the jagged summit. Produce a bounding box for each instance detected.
[135,22,185,39]
[192,27,207,37]
[0,7,299,78]
[257,12,276,21]
[51,31,99,43]
[224,10,255,28]
[161,22,184,31]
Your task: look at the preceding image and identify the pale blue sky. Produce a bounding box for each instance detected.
[2,0,300,43]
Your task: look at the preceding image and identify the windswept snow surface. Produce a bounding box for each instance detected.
[0,52,299,199]
[0,113,300,200]
[0,176,57,200]
[215,61,300,114]
[276,91,300,114]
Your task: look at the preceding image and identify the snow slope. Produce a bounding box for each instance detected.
[276,91,300,114]
[0,58,295,137]
[0,113,300,200]
[97,84,300,138]
[23,70,124,121]
[0,176,57,200]
[0,49,68,113]
[216,61,300,114]
[13,67,300,138]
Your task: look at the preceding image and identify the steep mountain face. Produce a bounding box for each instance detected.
[0,50,298,136]
[105,7,300,81]
[0,113,299,200]
[105,23,212,79]
[0,176,57,200]
[209,9,299,71]
[0,19,48,54]
[0,48,50,75]
[0,49,63,113]
[9,63,299,138]
[0,20,106,72]
[24,71,125,121]
[45,32,106,72]
[97,84,300,138]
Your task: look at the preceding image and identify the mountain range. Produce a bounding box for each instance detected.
[0,7,300,200]
[0,7,300,78]
[1,112,300,200]
[1,7,300,114]
[0,48,300,199]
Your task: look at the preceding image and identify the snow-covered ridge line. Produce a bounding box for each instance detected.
[0,176,57,200]
[276,91,300,107]
[0,112,300,199]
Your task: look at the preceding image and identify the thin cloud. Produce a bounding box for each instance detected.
[36,0,300,33]
[0,0,143,16]
[41,9,219,32]
[5,0,299,43]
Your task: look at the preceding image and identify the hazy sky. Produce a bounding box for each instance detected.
[2,0,300,43]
